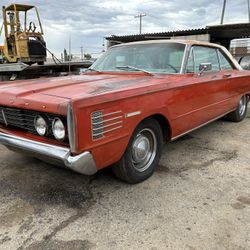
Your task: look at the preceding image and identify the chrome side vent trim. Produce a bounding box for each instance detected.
[91,110,123,140]
[67,103,77,153]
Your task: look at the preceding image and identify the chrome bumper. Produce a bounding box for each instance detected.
[0,132,97,175]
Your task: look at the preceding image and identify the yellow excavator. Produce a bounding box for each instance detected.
[0,3,46,65]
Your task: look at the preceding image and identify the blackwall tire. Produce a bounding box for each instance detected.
[112,118,163,184]
[228,95,248,122]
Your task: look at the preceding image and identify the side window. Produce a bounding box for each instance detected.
[186,48,194,73]
[218,50,233,70]
[193,46,220,73]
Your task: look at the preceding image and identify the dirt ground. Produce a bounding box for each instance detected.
[0,112,249,250]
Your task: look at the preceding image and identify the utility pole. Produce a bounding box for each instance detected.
[220,0,227,24]
[68,34,71,74]
[134,13,146,34]
[0,22,3,36]
[221,0,250,24]
[80,46,84,61]
[248,0,250,22]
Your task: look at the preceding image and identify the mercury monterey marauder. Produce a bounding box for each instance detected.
[0,40,249,183]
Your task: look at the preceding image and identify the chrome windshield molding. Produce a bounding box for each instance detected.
[0,132,97,175]
[67,103,77,153]
[181,44,192,74]
[180,44,189,74]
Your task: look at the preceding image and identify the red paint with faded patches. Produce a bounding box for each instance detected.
[0,41,250,172]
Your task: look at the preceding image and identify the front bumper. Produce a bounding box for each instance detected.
[0,132,97,175]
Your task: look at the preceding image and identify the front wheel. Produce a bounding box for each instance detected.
[228,95,248,122]
[112,118,163,184]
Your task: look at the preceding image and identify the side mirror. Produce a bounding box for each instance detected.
[198,63,212,75]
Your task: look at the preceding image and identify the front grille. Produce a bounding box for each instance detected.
[91,110,123,140]
[0,107,66,139]
[0,107,38,133]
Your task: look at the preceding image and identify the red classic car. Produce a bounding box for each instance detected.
[0,40,249,183]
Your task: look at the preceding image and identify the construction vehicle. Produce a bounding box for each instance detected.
[1,4,46,65]
[0,45,3,63]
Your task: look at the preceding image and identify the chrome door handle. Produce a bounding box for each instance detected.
[223,74,231,78]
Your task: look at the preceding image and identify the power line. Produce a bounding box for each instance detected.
[134,13,147,34]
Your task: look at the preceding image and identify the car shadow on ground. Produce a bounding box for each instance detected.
[0,116,242,211]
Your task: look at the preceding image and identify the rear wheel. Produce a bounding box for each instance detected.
[112,118,163,184]
[228,95,248,122]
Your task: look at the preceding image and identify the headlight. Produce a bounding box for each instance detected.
[52,118,66,140]
[34,116,47,136]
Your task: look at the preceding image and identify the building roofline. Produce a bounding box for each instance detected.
[105,22,250,43]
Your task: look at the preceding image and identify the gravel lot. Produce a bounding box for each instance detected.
[0,111,249,250]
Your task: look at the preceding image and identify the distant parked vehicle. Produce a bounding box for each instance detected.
[0,40,249,183]
[230,38,250,70]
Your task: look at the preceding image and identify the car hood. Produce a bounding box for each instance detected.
[0,73,155,99]
[0,73,185,113]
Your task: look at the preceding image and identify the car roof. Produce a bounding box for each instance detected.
[113,39,225,50]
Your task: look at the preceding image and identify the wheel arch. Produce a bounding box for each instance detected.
[136,113,172,142]
[245,93,250,102]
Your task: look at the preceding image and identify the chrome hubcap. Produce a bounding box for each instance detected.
[239,97,247,116]
[131,128,157,172]
[132,136,150,163]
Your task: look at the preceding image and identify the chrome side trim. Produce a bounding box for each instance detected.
[125,111,141,118]
[0,132,97,175]
[92,110,122,119]
[92,125,123,137]
[171,109,235,141]
[91,110,123,140]
[92,116,123,125]
[67,103,76,153]
[92,121,122,130]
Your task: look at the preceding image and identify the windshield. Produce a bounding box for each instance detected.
[91,43,186,74]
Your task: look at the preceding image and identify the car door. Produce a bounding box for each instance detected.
[217,49,249,110]
[170,45,230,137]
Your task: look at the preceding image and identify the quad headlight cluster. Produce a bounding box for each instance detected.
[34,115,66,141]
[52,118,66,140]
[34,115,47,136]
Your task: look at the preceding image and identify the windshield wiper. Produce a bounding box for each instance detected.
[86,68,100,72]
[116,66,153,75]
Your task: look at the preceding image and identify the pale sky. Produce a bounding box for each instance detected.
[0,0,249,57]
